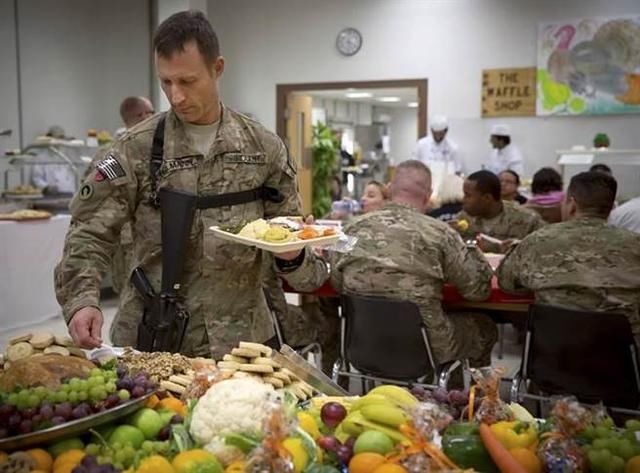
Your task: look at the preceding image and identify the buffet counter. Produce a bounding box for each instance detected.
[0,214,70,329]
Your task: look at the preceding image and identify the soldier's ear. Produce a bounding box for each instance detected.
[213,56,225,79]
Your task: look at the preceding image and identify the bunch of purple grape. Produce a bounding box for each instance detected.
[318,436,355,465]
[72,454,119,473]
[410,386,482,420]
[0,366,155,439]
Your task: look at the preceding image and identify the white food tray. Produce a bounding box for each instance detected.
[210,226,341,254]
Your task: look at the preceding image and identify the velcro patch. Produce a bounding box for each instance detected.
[96,155,126,180]
[223,153,266,164]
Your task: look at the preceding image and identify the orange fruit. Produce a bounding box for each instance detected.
[27,448,54,472]
[157,397,187,416]
[53,463,78,473]
[145,394,160,409]
[372,464,409,473]
[0,451,9,463]
[348,452,386,473]
[626,456,640,473]
[138,455,175,473]
[509,447,542,473]
[32,470,50,473]
[224,461,246,473]
[52,449,84,473]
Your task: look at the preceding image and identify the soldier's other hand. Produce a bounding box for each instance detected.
[69,306,103,348]
[277,249,304,261]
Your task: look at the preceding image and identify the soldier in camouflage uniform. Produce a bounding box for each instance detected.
[83,97,154,294]
[55,11,327,358]
[453,170,544,253]
[497,171,640,345]
[330,160,497,366]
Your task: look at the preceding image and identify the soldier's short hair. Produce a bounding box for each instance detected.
[392,160,431,198]
[395,160,432,180]
[154,10,220,65]
[567,171,617,218]
[531,167,563,195]
[589,163,612,175]
[467,170,501,201]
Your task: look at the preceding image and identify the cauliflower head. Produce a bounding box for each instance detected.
[189,378,278,464]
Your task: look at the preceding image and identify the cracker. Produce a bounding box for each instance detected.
[238,341,272,356]
[9,334,32,345]
[250,357,280,367]
[54,335,74,347]
[222,354,248,363]
[271,371,292,384]
[231,347,261,358]
[217,360,241,370]
[262,376,284,389]
[68,347,87,358]
[238,363,274,374]
[30,333,54,349]
[43,345,70,356]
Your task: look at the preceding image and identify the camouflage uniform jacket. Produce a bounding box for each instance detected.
[457,200,544,252]
[330,202,493,362]
[497,216,640,339]
[55,107,327,358]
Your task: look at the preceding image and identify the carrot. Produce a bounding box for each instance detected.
[479,423,528,473]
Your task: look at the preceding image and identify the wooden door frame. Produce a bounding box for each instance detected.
[275,78,428,141]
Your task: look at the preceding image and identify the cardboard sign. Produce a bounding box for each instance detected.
[482,67,536,117]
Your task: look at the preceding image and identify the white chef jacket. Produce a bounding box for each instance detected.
[413,135,462,174]
[609,197,640,234]
[486,143,524,175]
[31,164,77,193]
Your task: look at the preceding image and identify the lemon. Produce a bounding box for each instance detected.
[137,455,175,473]
[282,438,309,473]
[297,412,321,440]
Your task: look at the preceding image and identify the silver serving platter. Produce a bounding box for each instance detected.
[0,392,154,451]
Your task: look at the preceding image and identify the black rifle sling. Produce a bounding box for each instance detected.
[148,114,284,209]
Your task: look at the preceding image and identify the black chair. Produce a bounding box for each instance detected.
[510,304,640,413]
[332,293,465,392]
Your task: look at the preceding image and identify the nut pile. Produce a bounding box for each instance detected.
[118,348,203,387]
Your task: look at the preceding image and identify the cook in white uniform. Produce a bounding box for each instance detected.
[413,115,462,174]
[31,126,77,195]
[486,124,524,176]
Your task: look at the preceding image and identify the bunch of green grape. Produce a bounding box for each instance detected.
[84,440,169,471]
[581,418,640,473]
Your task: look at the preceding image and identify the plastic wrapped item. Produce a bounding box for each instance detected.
[470,368,514,425]
[180,362,224,401]
[536,397,589,472]
[245,400,295,473]
[324,234,358,254]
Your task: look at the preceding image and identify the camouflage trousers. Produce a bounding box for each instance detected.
[439,311,498,367]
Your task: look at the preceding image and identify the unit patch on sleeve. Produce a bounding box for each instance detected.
[96,155,126,180]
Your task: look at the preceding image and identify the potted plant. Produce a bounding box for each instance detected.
[311,123,339,218]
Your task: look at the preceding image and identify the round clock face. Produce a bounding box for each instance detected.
[336,28,362,56]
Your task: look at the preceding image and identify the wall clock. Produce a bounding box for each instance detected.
[336,27,362,57]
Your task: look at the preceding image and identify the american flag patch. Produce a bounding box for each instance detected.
[96,155,126,180]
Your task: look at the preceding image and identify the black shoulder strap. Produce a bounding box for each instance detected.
[196,186,284,209]
[148,114,167,208]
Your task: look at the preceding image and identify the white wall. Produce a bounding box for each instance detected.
[207,0,640,177]
[0,1,20,151]
[4,0,151,145]
[388,107,418,164]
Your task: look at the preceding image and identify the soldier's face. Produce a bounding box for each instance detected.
[156,41,225,125]
[462,180,485,216]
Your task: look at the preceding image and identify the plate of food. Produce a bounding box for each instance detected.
[210,217,341,254]
[3,185,43,200]
[0,209,52,221]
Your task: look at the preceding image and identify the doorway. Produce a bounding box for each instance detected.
[276,79,428,215]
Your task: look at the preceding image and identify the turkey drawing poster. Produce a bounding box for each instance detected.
[537,16,640,116]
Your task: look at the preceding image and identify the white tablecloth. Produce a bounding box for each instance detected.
[0,214,71,329]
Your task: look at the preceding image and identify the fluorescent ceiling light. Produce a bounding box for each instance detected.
[378,96,401,103]
[407,102,418,108]
[345,92,373,99]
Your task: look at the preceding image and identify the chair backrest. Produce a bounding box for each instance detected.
[340,294,434,380]
[523,304,640,408]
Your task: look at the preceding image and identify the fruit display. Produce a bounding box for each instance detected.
[3,345,640,473]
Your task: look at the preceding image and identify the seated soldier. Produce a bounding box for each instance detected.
[329,160,497,368]
[525,167,564,224]
[453,170,544,253]
[497,171,640,346]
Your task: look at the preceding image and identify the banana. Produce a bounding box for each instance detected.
[350,393,392,411]
[342,411,409,444]
[368,385,419,409]
[360,404,409,428]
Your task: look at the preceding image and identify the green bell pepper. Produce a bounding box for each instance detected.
[442,423,499,473]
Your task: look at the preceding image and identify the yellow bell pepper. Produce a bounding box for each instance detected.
[489,421,538,449]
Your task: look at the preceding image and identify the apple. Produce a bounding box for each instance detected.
[108,425,145,448]
[130,408,164,439]
[353,431,394,455]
